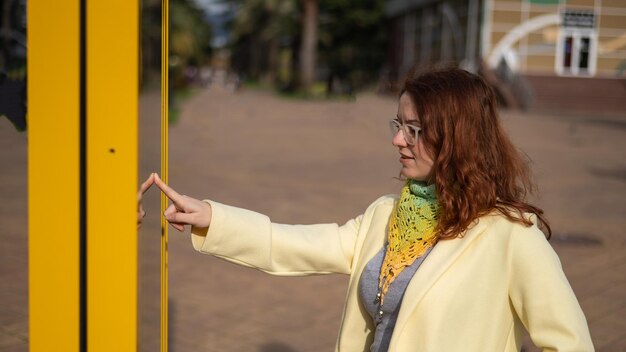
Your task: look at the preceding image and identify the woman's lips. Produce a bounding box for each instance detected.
[399,153,414,163]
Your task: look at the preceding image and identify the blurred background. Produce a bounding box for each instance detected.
[1,0,625,351]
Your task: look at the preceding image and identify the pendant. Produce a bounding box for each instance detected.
[375,292,384,323]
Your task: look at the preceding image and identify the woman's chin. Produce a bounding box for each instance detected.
[400,168,429,182]
[400,168,418,180]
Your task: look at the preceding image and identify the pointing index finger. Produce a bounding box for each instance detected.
[138,173,155,196]
[154,174,183,203]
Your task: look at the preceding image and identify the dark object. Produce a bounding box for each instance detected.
[0,71,26,131]
[1,0,27,131]
[551,232,602,247]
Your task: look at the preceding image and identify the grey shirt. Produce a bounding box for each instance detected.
[358,245,433,352]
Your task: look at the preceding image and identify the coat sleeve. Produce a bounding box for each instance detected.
[508,221,594,352]
[189,200,364,276]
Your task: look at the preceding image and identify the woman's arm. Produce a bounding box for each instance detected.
[190,200,363,276]
[154,173,367,275]
[508,222,594,351]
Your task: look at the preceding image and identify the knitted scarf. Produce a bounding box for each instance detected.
[378,180,440,306]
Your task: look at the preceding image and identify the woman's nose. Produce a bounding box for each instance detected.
[392,128,406,147]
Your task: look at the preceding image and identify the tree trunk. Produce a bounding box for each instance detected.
[266,38,279,84]
[2,0,11,34]
[299,0,318,91]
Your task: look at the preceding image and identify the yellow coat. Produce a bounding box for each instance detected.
[191,196,594,351]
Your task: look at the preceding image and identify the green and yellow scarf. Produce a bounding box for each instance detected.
[378,180,440,305]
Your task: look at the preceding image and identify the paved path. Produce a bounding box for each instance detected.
[1,86,625,351]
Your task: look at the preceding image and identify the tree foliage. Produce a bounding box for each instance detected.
[226,0,387,93]
[141,0,212,85]
[318,0,388,91]
[227,0,300,86]
[170,0,212,66]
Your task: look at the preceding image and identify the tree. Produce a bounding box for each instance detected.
[170,0,212,68]
[140,0,212,86]
[228,0,299,85]
[299,0,318,91]
[225,0,387,94]
[318,0,388,93]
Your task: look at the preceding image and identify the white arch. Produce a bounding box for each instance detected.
[487,13,560,68]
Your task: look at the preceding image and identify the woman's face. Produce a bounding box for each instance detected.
[392,93,434,182]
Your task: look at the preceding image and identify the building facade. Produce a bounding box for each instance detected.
[386,0,626,81]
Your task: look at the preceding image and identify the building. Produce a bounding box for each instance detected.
[386,0,626,111]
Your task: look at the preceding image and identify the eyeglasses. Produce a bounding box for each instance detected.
[389,119,421,145]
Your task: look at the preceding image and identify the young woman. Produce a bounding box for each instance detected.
[147,67,593,351]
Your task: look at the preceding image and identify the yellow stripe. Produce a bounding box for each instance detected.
[28,1,80,351]
[86,0,139,350]
[161,0,170,351]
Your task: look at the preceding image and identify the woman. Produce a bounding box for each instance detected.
[147,67,593,351]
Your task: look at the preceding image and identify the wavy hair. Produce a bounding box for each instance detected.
[401,67,551,239]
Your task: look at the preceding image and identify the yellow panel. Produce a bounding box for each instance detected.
[599,30,626,39]
[529,4,559,13]
[491,31,508,47]
[602,0,626,8]
[600,14,626,30]
[529,8,558,17]
[27,1,80,351]
[564,0,595,7]
[493,0,522,10]
[527,32,545,44]
[86,0,139,351]
[492,9,524,24]
[523,67,557,74]
[526,54,557,69]
[597,57,626,71]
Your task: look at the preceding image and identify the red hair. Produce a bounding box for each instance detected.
[402,67,551,239]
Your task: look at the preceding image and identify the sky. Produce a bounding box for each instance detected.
[193,0,231,15]
[193,0,234,48]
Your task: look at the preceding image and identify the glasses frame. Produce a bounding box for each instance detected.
[389,118,421,145]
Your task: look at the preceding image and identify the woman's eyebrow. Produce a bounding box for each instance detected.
[395,115,420,124]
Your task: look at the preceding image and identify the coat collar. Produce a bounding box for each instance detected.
[391,215,492,337]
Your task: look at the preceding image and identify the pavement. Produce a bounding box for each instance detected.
[1,86,625,351]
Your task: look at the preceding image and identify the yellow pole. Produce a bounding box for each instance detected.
[86,0,139,350]
[29,0,139,350]
[28,1,80,350]
[161,0,170,351]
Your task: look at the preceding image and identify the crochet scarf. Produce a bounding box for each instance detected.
[378,180,440,306]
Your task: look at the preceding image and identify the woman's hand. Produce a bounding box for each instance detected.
[153,173,212,232]
[137,173,155,228]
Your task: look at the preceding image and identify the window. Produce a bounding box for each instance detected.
[556,10,597,76]
[557,32,596,76]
